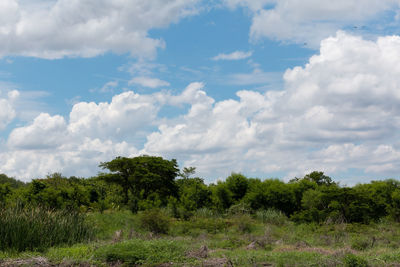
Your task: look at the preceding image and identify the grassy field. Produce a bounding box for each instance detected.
[1,209,400,266]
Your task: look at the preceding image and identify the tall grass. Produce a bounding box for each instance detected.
[0,205,93,252]
[255,208,289,225]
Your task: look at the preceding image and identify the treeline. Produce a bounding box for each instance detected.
[1,155,400,224]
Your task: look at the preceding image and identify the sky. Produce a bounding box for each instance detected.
[1,0,400,184]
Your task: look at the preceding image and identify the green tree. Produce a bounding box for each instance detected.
[0,174,25,189]
[303,171,335,186]
[225,173,248,202]
[99,155,179,205]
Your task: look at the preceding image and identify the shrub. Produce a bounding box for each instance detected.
[343,254,369,267]
[0,205,93,252]
[138,209,170,234]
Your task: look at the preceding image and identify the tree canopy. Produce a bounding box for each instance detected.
[99,155,179,205]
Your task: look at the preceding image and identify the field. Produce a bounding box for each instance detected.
[1,209,400,266]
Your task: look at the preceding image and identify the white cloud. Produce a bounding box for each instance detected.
[0,89,19,130]
[142,32,400,180]
[226,0,400,46]
[212,50,253,61]
[129,76,170,88]
[0,0,200,59]
[0,84,204,180]
[4,33,400,182]
[0,138,137,181]
[8,113,67,149]
[68,91,161,140]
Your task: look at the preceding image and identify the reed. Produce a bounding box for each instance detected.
[0,204,93,252]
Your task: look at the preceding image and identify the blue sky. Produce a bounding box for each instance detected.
[1,0,400,184]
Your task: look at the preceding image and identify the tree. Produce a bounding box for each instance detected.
[303,171,335,186]
[225,173,248,202]
[0,174,25,189]
[99,155,179,205]
[179,167,196,179]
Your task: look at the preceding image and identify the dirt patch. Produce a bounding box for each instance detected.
[186,245,209,259]
[274,246,357,256]
[246,241,265,250]
[0,257,53,266]
[202,258,233,267]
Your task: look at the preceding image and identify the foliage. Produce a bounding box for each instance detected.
[99,155,179,206]
[2,163,400,225]
[0,174,25,189]
[226,173,249,202]
[176,176,212,215]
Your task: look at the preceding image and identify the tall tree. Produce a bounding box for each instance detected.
[99,155,179,204]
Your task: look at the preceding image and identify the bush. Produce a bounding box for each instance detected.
[138,209,170,234]
[344,254,369,267]
[256,209,288,225]
[0,205,93,252]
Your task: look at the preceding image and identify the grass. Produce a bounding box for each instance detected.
[3,209,400,266]
[93,238,190,265]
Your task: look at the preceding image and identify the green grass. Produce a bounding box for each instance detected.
[93,238,190,265]
[45,243,95,263]
[4,210,400,266]
[86,210,138,240]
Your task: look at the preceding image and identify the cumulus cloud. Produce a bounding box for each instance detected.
[8,113,67,149]
[142,32,400,180]
[3,32,400,182]
[0,83,205,180]
[226,0,400,46]
[0,138,137,181]
[0,0,200,59]
[212,50,252,61]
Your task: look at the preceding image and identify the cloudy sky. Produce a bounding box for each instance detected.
[1,0,400,184]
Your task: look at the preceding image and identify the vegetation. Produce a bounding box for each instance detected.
[0,204,93,252]
[1,155,400,265]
